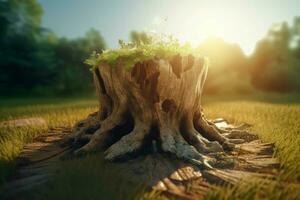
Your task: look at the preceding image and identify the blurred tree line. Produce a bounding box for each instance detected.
[198,37,252,94]
[0,0,106,96]
[199,17,300,94]
[0,0,299,96]
[250,18,300,92]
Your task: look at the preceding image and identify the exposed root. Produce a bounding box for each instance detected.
[69,110,249,169]
[193,112,243,151]
[73,104,127,155]
[201,139,223,153]
[61,112,100,146]
[187,128,223,154]
[105,123,150,160]
[159,126,213,168]
[194,113,226,144]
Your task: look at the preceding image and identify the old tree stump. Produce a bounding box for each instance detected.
[56,45,280,199]
[67,48,243,167]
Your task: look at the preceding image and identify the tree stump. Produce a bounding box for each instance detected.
[0,52,286,199]
[66,54,243,168]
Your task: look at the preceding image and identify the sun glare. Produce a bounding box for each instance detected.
[149,2,258,55]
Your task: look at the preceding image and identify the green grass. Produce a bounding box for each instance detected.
[0,97,98,184]
[204,97,300,181]
[205,177,300,200]
[33,155,150,200]
[202,96,300,200]
[0,94,299,199]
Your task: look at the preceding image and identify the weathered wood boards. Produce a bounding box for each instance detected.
[1,127,70,199]
[1,120,283,200]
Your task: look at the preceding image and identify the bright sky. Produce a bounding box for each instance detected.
[39,0,300,55]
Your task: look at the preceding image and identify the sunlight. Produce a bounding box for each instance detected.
[149,2,258,55]
[2,1,300,199]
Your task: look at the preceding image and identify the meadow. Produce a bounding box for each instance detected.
[0,94,299,199]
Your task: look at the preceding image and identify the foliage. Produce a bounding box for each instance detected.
[86,35,203,71]
[197,37,253,95]
[0,0,106,96]
[194,17,300,95]
[1,0,300,96]
[130,31,153,46]
[52,29,106,94]
[249,17,300,92]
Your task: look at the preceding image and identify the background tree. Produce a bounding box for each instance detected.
[0,0,106,96]
[130,31,153,45]
[53,29,106,94]
[0,0,53,95]
[198,37,253,94]
[0,0,299,96]
[249,17,300,92]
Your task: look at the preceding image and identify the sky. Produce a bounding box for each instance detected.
[39,0,300,55]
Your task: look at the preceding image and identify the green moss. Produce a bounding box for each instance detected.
[85,40,201,71]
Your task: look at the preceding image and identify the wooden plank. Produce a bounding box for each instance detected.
[0,118,46,128]
[235,154,279,173]
[202,169,241,185]
[236,140,275,155]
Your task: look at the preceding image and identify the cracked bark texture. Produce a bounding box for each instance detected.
[67,54,242,167]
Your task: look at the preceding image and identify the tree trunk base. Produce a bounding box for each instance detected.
[61,56,249,168]
[64,110,246,169]
[65,118,280,199]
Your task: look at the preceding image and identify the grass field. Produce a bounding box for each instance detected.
[0,94,299,199]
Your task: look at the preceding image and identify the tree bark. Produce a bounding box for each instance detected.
[66,54,242,168]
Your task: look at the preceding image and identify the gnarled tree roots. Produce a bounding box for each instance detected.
[65,54,248,168]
